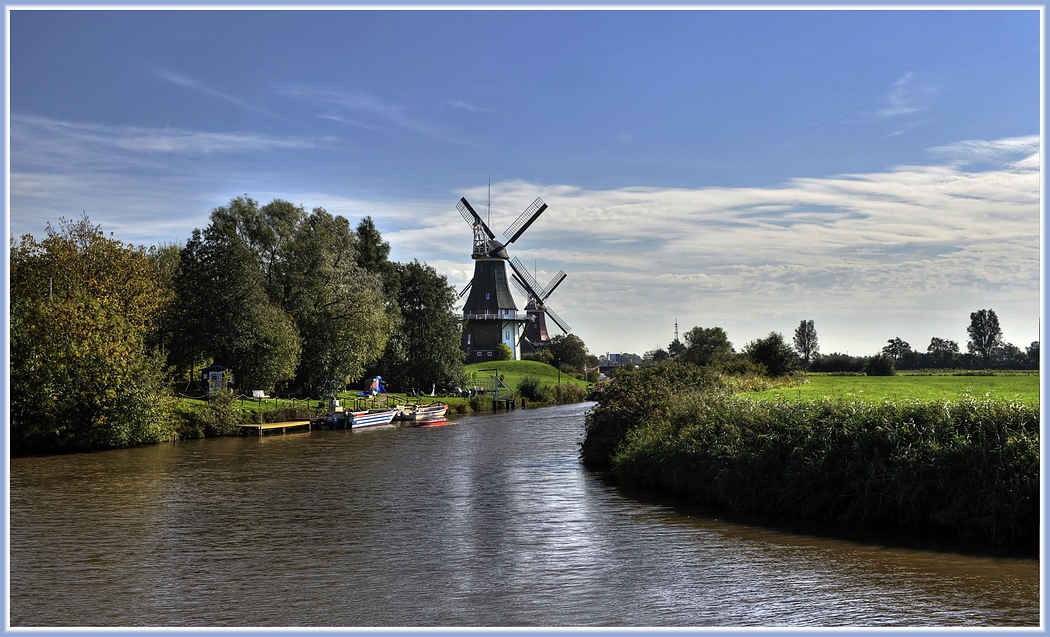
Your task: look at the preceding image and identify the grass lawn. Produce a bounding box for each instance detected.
[464,359,589,393]
[743,372,1040,404]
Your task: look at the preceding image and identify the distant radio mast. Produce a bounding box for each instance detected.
[674,318,679,342]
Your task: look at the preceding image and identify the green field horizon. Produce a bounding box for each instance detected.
[743,372,1040,404]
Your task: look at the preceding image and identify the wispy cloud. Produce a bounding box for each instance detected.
[447,99,493,113]
[929,135,1039,167]
[281,84,478,146]
[155,68,274,117]
[877,71,937,118]
[11,114,335,167]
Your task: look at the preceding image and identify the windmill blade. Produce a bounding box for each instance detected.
[457,280,473,299]
[509,257,544,298]
[457,197,495,240]
[508,258,544,301]
[544,306,571,334]
[510,276,533,301]
[510,274,543,308]
[503,197,547,244]
[540,271,567,301]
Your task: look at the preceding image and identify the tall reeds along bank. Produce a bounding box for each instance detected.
[579,362,726,470]
[603,393,1039,551]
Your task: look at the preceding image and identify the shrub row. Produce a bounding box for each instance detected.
[604,392,1038,550]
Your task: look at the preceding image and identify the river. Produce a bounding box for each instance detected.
[8,402,1040,627]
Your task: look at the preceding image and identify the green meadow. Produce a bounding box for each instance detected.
[743,372,1040,404]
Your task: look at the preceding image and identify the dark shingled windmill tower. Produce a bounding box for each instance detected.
[457,196,548,361]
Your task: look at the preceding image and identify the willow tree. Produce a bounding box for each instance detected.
[10,216,177,452]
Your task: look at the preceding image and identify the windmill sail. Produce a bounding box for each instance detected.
[540,271,567,300]
[457,197,495,240]
[544,306,571,334]
[503,198,547,245]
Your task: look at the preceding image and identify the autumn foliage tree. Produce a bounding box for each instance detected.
[10,216,177,452]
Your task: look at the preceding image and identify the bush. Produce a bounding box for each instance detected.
[517,374,550,403]
[550,382,586,404]
[866,354,896,376]
[522,349,554,365]
[202,389,244,436]
[745,332,798,377]
[580,361,726,470]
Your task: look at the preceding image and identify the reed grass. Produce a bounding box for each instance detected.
[607,393,1039,550]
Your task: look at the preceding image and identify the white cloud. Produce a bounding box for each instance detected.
[378,137,1040,354]
[9,120,1040,356]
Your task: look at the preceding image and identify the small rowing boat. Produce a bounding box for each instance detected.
[349,408,398,428]
[395,402,449,422]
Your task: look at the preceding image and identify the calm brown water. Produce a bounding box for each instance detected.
[9,403,1040,627]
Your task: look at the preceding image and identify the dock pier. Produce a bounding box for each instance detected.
[238,420,312,437]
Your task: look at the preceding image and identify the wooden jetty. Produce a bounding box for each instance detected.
[238,420,312,437]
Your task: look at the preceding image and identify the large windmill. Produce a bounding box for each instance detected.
[457,195,548,361]
[508,256,570,353]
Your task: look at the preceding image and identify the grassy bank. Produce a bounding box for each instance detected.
[582,363,1040,551]
[171,359,589,438]
[465,359,589,392]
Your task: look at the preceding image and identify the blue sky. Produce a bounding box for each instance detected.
[7,7,1042,358]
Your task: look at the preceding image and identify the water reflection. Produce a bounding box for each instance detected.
[10,403,1039,627]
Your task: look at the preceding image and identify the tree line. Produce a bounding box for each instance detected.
[640,309,1038,378]
[10,198,466,453]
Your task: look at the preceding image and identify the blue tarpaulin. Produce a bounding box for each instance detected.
[357,376,386,396]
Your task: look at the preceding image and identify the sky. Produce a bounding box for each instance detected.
[6,6,1043,359]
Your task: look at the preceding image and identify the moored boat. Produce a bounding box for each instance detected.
[395,402,449,422]
[350,408,398,428]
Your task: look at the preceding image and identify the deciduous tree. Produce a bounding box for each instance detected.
[967,309,1004,367]
[792,319,819,367]
[379,260,464,390]
[926,337,960,368]
[681,326,734,367]
[745,332,798,376]
[11,216,176,452]
[170,225,301,392]
[882,337,913,366]
[549,333,590,370]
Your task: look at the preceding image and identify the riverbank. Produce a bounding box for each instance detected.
[580,362,1039,553]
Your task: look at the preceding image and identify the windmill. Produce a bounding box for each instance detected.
[457,196,549,361]
[508,256,570,353]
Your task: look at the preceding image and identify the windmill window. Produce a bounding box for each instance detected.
[477,352,483,357]
[467,334,472,345]
[505,331,510,341]
[485,292,491,300]
[488,351,493,357]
